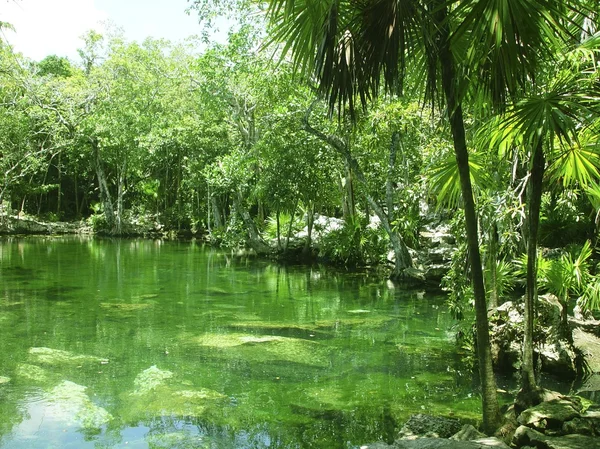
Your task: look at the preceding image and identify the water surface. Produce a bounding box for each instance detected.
[0,237,479,448]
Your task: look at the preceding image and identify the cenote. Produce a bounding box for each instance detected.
[0,237,482,449]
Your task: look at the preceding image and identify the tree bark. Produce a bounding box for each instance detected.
[92,138,115,233]
[285,197,299,251]
[488,222,499,309]
[435,3,501,433]
[305,201,315,252]
[522,141,545,394]
[233,190,270,254]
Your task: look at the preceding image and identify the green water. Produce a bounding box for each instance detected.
[0,237,480,449]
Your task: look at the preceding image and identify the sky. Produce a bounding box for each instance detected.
[1,0,214,61]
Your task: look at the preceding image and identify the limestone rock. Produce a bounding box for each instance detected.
[394,438,508,448]
[577,373,600,402]
[573,328,600,373]
[450,424,486,441]
[513,425,600,449]
[46,380,112,429]
[133,365,173,395]
[28,347,104,366]
[538,341,577,379]
[517,399,581,432]
[398,414,462,439]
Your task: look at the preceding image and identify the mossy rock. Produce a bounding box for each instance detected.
[146,431,212,449]
[28,347,105,366]
[15,363,54,384]
[314,316,394,330]
[46,380,112,429]
[125,385,228,422]
[132,365,174,395]
[100,302,153,312]
[192,333,331,367]
[0,311,16,323]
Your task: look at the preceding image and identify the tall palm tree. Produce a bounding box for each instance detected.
[264,0,591,433]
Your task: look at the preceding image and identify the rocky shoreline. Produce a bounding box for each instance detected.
[363,395,600,448]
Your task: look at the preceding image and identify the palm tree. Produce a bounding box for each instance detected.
[264,0,592,433]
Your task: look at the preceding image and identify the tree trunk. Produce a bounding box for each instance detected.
[488,222,499,309]
[305,202,315,252]
[56,152,62,217]
[116,162,126,236]
[92,139,115,233]
[285,198,299,251]
[522,141,545,394]
[435,3,501,433]
[386,132,399,220]
[233,191,270,254]
[211,196,223,229]
[303,104,413,276]
[276,207,282,250]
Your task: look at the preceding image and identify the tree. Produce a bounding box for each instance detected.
[263,0,594,432]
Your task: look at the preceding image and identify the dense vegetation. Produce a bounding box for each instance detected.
[1,0,600,434]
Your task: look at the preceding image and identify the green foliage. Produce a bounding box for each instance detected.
[36,55,73,78]
[484,259,516,299]
[319,219,388,267]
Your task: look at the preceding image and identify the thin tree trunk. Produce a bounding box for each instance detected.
[386,132,399,220]
[305,202,315,252]
[116,165,125,235]
[56,152,62,216]
[276,207,282,250]
[92,139,115,233]
[207,186,212,233]
[488,222,499,309]
[285,198,299,251]
[233,191,269,254]
[74,173,80,218]
[522,141,545,394]
[211,196,223,229]
[436,2,500,432]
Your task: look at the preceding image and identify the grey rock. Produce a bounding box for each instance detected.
[394,439,508,448]
[513,425,600,449]
[398,414,462,439]
[450,424,486,441]
[538,340,577,378]
[573,328,600,373]
[577,373,600,402]
[517,399,581,432]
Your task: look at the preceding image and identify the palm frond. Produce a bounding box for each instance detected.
[452,0,586,104]
[428,153,491,209]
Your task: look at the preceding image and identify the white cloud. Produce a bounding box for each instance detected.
[2,0,109,61]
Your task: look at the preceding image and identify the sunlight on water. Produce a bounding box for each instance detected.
[0,236,480,449]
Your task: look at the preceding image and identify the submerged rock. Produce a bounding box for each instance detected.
[28,347,104,366]
[126,365,227,422]
[133,365,174,395]
[15,363,52,383]
[146,430,211,449]
[100,302,152,312]
[192,333,331,367]
[47,380,112,429]
[0,376,10,385]
[398,414,462,439]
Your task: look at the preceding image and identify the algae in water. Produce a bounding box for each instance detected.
[47,380,112,429]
